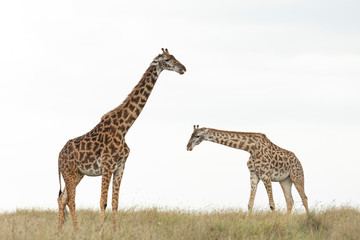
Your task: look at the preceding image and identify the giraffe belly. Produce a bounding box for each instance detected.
[271,172,290,182]
[78,167,102,176]
[77,158,102,176]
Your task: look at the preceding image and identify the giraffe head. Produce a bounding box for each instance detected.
[186,125,208,151]
[151,48,186,75]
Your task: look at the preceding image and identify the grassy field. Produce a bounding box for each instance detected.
[0,207,359,240]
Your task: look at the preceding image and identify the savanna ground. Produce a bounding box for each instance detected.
[0,207,359,240]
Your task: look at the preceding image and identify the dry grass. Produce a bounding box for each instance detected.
[0,207,359,240]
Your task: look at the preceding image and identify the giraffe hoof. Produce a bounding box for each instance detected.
[270,206,274,211]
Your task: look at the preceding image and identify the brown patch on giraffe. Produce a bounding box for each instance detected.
[122,110,129,119]
[143,91,150,98]
[131,96,140,103]
[129,104,135,112]
[125,115,136,124]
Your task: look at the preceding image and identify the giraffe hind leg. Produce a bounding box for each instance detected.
[57,188,68,232]
[290,171,309,214]
[57,171,84,232]
[65,181,78,230]
[293,180,309,214]
[61,169,83,231]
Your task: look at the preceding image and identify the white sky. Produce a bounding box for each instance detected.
[1,0,359,212]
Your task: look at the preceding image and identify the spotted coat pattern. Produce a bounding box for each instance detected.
[57,49,186,232]
[186,126,309,214]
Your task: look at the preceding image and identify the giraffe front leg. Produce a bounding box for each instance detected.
[248,173,259,215]
[262,176,275,212]
[111,162,126,231]
[279,177,294,215]
[99,167,112,229]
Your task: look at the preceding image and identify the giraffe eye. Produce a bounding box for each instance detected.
[165,59,170,62]
[196,136,200,138]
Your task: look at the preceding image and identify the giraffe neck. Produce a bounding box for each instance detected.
[205,128,264,154]
[103,65,162,135]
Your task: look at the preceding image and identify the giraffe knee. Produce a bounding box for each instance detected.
[104,204,107,210]
[270,205,275,211]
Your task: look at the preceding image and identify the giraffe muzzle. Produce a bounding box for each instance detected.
[178,65,186,75]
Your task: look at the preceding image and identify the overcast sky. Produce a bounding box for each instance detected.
[1,0,359,212]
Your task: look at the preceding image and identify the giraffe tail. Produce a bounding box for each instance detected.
[58,168,68,223]
[58,168,62,197]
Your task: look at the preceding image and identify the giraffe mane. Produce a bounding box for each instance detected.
[205,128,266,137]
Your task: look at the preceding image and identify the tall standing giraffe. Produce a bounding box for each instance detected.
[186,125,309,214]
[57,48,186,232]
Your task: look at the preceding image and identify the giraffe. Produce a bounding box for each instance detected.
[57,48,186,232]
[186,125,309,215]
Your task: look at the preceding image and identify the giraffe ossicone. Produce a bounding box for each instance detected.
[57,49,186,232]
[186,126,309,214]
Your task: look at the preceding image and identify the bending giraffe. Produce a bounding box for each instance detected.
[186,125,309,214]
[57,49,186,232]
